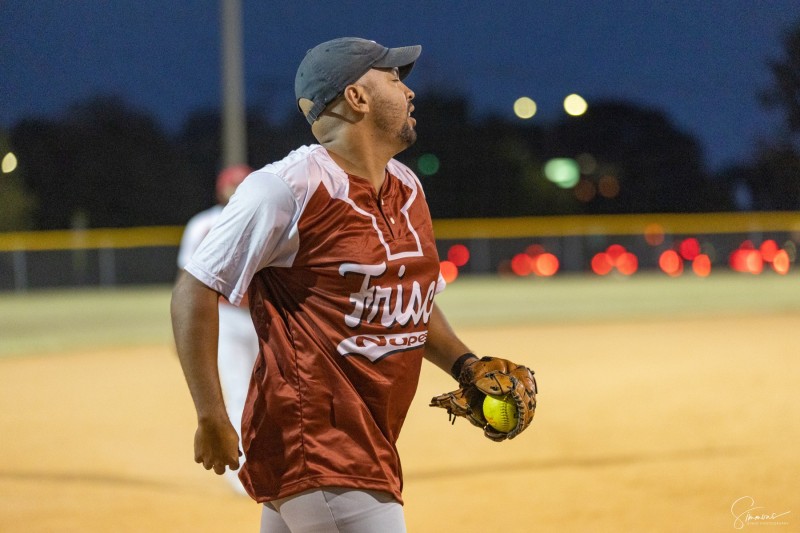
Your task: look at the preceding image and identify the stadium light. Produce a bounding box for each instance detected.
[513,97,537,119]
[543,158,580,188]
[564,93,588,116]
[2,152,18,173]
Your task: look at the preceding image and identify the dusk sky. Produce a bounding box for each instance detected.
[3,1,800,172]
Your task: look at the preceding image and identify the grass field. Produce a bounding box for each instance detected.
[1,273,798,532]
[2,272,798,357]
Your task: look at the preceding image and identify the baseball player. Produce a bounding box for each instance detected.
[171,37,536,532]
[176,164,259,495]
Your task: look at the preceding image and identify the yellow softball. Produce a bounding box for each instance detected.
[482,394,518,433]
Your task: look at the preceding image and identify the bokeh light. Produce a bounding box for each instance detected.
[563,93,588,116]
[2,152,17,173]
[659,250,683,276]
[511,253,532,276]
[606,244,626,263]
[616,252,638,276]
[543,158,580,188]
[692,254,711,277]
[772,250,790,274]
[574,179,596,202]
[678,237,701,260]
[535,253,559,277]
[439,260,458,283]
[745,251,764,274]
[591,252,614,275]
[598,175,620,198]
[729,249,749,273]
[417,153,440,176]
[759,240,778,262]
[730,242,765,274]
[526,244,545,257]
[513,97,537,119]
[447,244,470,267]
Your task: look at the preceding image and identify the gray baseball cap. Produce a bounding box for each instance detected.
[295,37,422,124]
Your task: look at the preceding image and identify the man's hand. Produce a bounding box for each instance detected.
[194,416,242,475]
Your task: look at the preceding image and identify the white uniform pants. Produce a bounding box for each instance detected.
[217,303,259,494]
[260,488,406,533]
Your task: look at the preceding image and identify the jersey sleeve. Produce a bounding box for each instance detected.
[185,171,299,306]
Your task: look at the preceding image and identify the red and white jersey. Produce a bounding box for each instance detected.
[185,144,443,504]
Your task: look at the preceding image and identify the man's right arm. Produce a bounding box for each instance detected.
[170,271,240,474]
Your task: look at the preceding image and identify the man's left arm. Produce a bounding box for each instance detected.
[425,302,538,441]
[423,303,477,380]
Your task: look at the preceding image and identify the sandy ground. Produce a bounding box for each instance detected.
[1,313,798,533]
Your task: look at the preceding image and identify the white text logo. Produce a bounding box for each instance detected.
[340,262,436,328]
[337,332,428,362]
[731,496,791,529]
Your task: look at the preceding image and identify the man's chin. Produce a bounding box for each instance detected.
[400,126,417,147]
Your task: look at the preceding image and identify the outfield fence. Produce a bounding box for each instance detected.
[1,212,798,291]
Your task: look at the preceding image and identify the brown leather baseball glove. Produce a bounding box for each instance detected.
[430,355,537,441]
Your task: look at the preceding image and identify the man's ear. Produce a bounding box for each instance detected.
[342,84,370,115]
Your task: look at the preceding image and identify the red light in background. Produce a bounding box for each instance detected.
[772,250,790,274]
[535,253,560,277]
[591,253,614,275]
[746,251,764,274]
[447,244,470,267]
[616,252,638,275]
[678,238,701,260]
[659,250,683,276]
[731,241,770,275]
[606,244,626,263]
[730,249,748,272]
[439,261,459,283]
[692,254,711,277]
[730,248,765,274]
[759,240,778,263]
[598,175,620,198]
[526,244,545,257]
[511,253,532,276]
[574,179,596,203]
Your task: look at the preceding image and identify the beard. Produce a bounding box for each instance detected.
[372,94,417,148]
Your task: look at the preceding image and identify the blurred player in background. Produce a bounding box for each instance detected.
[176,164,258,496]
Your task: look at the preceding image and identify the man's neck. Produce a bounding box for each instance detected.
[323,138,395,194]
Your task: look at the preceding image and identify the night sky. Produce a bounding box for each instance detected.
[3,1,800,171]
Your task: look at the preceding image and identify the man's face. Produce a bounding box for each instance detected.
[362,67,417,148]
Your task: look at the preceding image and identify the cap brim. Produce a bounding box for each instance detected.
[374,45,422,80]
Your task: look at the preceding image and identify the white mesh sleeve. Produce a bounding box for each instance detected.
[184,172,299,306]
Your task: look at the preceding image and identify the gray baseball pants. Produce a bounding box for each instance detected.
[260,487,406,532]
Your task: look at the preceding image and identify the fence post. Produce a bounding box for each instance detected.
[12,250,28,292]
[99,248,116,286]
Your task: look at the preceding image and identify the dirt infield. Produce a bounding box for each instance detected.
[1,310,797,532]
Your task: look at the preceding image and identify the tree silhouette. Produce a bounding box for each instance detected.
[761,19,800,142]
[754,18,800,209]
[8,88,740,229]
[549,101,719,213]
[12,96,193,229]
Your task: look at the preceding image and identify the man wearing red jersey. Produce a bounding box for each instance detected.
[171,37,478,532]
